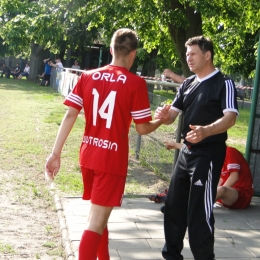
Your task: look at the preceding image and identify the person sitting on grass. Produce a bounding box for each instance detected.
[10,63,21,79]
[0,63,11,79]
[151,141,254,210]
[17,63,30,79]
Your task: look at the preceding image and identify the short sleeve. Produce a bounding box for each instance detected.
[63,75,84,111]
[226,148,241,173]
[130,79,152,124]
[171,85,184,113]
[221,78,239,115]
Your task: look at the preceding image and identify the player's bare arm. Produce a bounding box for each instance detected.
[222,172,239,187]
[135,119,166,135]
[186,111,236,143]
[136,105,176,135]
[45,106,79,179]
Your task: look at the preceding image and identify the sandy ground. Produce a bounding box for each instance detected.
[0,170,64,260]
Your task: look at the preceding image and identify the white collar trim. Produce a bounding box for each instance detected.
[196,69,219,82]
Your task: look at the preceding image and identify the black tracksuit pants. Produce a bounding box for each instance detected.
[162,143,226,260]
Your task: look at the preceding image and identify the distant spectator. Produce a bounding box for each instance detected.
[10,63,21,79]
[17,63,30,79]
[71,60,80,74]
[50,58,63,71]
[0,63,11,79]
[39,58,52,86]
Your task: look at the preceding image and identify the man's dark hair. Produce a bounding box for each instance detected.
[185,36,214,61]
[110,28,138,57]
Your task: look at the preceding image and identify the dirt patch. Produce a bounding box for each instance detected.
[0,170,64,260]
[127,156,169,195]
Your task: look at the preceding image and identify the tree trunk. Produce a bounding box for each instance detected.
[28,43,44,81]
[130,62,138,74]
[141,49,158,93]
[166,1,203,77]
[79,48,86,70]
[59,49,66,64]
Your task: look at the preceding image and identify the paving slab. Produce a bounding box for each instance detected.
[60,196,260,259]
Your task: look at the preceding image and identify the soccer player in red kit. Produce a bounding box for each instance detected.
[216,146,254,209]
[162,143,253,210]
[45,28,168,260]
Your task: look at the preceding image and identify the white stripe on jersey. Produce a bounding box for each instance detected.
[225,79,235,109]
[66,93,83,107]
[204,161,213,234]
[227,163,240,170]
[131,108,151,120]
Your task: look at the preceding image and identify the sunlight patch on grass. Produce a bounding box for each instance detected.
[55,171,83,195]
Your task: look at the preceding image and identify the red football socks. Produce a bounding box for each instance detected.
[78,230,102,260]
[97,226,110,260]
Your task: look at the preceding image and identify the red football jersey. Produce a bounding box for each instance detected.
[220,146,254,194]
[64,65,152,176]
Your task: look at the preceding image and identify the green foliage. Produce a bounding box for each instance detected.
[1,0,260,79]
[0,0,99,58]
[192,0,260,78]
[0,37,8,57]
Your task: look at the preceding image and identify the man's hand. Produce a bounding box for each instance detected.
[45,153,60,180]
[154,105,171,122]
[186,125,211,143]
[163,69,186,84]
[163,69,173,78]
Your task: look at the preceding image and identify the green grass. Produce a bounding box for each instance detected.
[0,78,67,257]
[154,89,176,99]
[227,106,251,154]
[0,243,15,254]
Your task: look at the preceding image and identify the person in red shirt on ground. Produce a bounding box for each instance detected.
[163,142,254,209]
[45,28,168,260]
[216,146,254,209]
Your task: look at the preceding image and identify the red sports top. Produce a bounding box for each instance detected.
[64,65,152,176]
[220,146,254,194]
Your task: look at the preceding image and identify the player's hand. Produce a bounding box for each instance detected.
[154,105,171,122]
[164,141,177,150]
[45,153,60,180]
[186,125,211,143]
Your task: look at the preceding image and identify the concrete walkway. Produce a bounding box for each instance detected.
[58,196,260,260]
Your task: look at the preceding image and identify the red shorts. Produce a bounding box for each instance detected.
[222,189,253,209]
[81,167,126,207]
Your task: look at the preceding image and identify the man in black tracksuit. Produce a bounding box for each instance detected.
[155,36,238,260]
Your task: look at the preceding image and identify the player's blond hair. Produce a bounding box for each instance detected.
[110,28,138,57]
